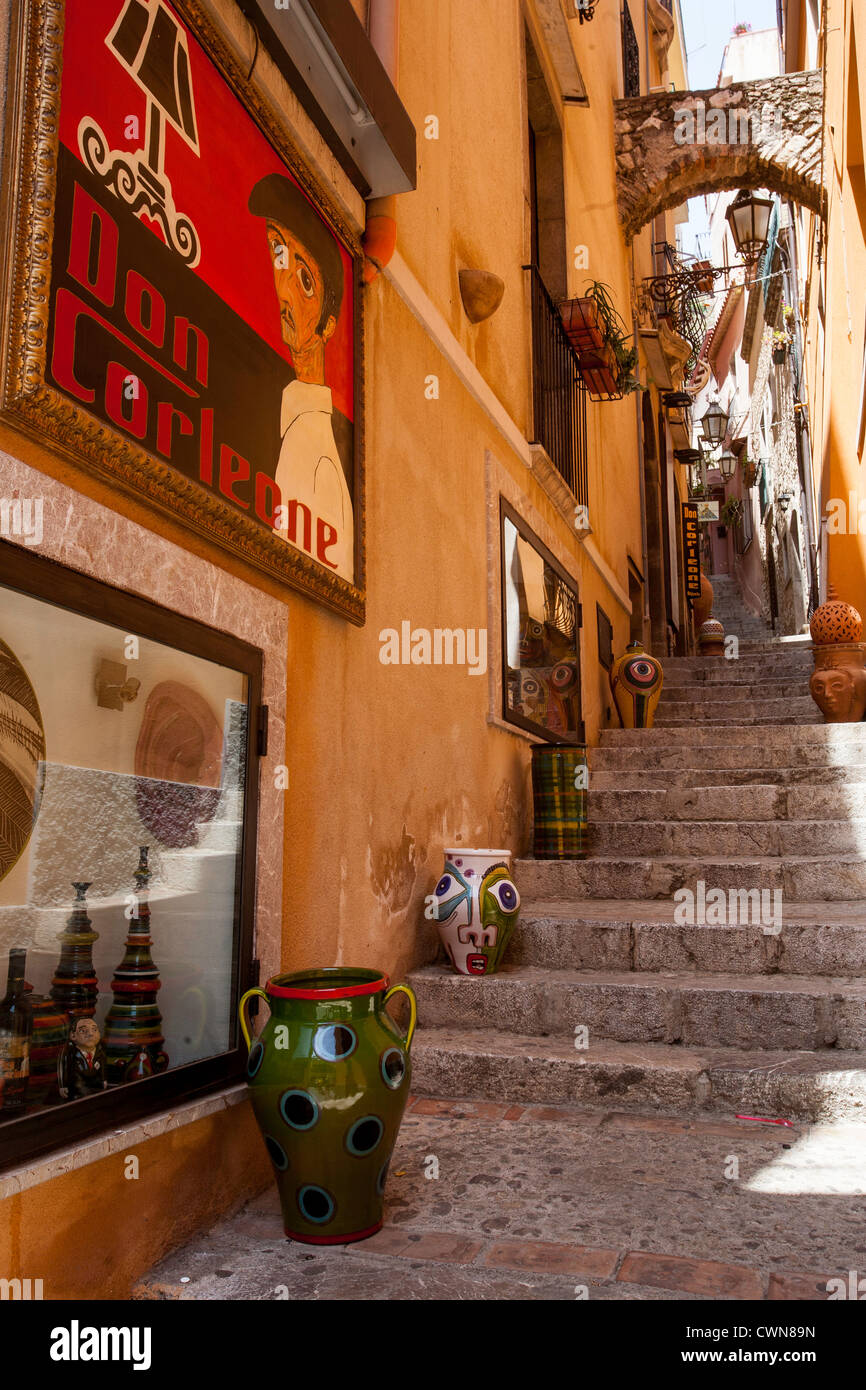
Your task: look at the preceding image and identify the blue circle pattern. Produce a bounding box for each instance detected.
[279,1088,319,1130]
[346,1114,384,1155]
[247,1040,265,1077]
[313,1024,357,1062]
[298,1184,335,1224]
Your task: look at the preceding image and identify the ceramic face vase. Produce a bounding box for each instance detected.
[609,642,664,728]
[240,968,415,1244]
[430,849,520,975]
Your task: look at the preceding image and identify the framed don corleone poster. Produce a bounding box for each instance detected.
[0,0,365,623]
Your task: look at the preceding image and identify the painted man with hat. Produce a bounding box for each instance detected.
[249,173,353,582]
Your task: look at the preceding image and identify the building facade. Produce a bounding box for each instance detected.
[0,0,695,1297]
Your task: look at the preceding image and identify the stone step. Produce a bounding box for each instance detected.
[654,716,818,727]
[410,964,866,1050]
[664,652,813,671]
[661,680,804,702]
[590,765,866,788]
[514,854,866,901]
[588,819,866,857]
[598,723,849,749]
[511,902,866,975]
[654,697,817,723]
[591,744,856,773]
[411,1027,866,1122]
[590,784,866,821]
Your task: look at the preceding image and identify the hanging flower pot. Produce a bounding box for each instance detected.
[772,345,786,365]
[559,297,605,354]
[577,340,621,399]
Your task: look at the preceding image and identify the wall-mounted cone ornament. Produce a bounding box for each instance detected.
[102,847,169,1084]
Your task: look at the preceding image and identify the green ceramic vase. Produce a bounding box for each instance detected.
[239,967,416,1245]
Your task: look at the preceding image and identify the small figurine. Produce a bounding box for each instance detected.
[57,1016,108,1100]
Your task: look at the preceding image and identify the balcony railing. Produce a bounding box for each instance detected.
[524,264,589,507]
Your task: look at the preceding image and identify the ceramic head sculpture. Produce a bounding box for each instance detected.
[808,601,866,722]
[609,641,664,728]
[431,850,520,975]
[809,661,866,723]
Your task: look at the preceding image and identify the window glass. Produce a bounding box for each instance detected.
[502,513,581,740]
[0,582,249,1123]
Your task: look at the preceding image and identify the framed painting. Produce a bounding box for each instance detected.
[0,0,365,623]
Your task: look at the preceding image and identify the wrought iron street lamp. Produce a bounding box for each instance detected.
[719,450,736,480]
[725,189,774,267]
[700,401,729,447]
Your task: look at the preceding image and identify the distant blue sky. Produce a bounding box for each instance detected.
[678,0,781,256]
[680,0,780,88]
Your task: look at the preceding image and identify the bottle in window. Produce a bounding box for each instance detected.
[0,948,33,1112]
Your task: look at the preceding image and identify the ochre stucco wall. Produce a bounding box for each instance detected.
[0,1101,270,1299]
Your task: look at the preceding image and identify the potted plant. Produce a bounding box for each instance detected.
[559,297,605,354]
[570,281,641,399]
[741,455,757,487]
[771,329,790,365]
[720,497,743,527]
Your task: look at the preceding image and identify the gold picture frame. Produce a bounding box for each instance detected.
[0,0,366,624]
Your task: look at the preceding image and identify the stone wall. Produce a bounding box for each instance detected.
[615,73,824,242]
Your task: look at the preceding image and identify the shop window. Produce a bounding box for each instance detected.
[500,501,583,742]
[0,544,260,1169]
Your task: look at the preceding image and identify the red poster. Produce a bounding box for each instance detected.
[48,0,361,592]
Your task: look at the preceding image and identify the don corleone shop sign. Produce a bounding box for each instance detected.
[1,0,365,622]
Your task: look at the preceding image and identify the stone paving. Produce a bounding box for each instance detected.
[134,1095,865,1302]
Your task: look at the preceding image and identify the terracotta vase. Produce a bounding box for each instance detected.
[102,848,168,1083]
[809,643,866,722]
[239,968,415,1244]
[698,618,726,658]
[810,601,863,645]
[531,744,588,860]
[50,882,99,1019]
[693,572,714,628]
[430,849,520,975]
[609,641,664,728]
[22,988,67,1106]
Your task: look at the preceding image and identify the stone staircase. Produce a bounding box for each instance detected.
[707,572,771,644]
[410,632,866,1124]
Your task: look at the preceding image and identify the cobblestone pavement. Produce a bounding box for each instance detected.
[134,1097,866,1301]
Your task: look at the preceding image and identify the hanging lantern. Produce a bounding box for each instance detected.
[725,189,774,266]
[719,450,737,480]
[700,401,729,447]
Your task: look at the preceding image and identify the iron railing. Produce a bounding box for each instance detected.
[622,2,641,97]
[524,264,589,507]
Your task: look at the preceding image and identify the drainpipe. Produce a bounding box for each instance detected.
[363,0,399,281]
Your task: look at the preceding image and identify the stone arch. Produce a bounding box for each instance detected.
[615,72,825,243]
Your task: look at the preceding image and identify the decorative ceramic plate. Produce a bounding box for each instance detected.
[0,638,46,881]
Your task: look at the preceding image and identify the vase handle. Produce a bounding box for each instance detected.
[383,983,417,1052]
[239,986,269,1052]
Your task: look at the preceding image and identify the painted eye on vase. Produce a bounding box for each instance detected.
[488,880,520,913]
[435,875,456,897]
